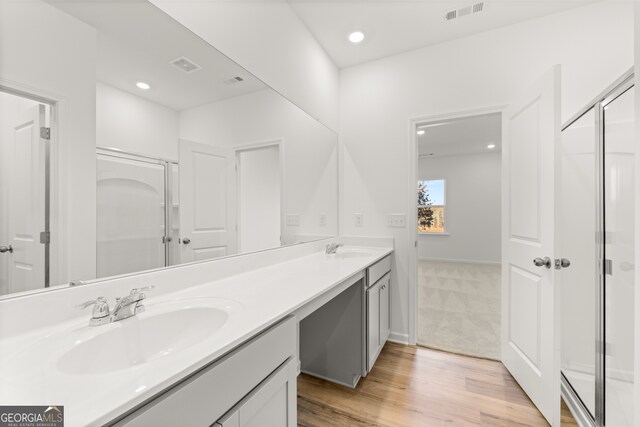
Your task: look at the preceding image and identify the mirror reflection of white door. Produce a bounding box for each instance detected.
[501,65,561,425]
[179,139,236,262]
[6,104,47,293]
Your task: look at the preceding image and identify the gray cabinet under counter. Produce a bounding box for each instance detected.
[298,279,364,388]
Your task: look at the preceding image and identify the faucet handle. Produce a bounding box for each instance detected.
[130,285,155,295]
[76,297,110,318]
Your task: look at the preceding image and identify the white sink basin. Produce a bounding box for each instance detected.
[56,299,241,375]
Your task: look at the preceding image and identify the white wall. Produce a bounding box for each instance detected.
[339,1,634,342]
[179,89,338,244]
[418,152,501,263]
[149,0,339,132]
[0,0,97,285]
[96,83,179,160]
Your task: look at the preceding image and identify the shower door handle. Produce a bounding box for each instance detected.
[533,257,551,269]
[0,245,13,254]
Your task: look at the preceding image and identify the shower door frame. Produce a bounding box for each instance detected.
[96,146,179,270]
[560,68,634,427]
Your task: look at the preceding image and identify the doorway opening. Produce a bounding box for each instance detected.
[0,89,53,296]
[413,111,502,360]
[235,142,283,253]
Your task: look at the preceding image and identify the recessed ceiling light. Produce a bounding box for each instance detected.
[136,82,151,90]
[417,130,426,136]
[487,144,496,149]
[348,31,365,44]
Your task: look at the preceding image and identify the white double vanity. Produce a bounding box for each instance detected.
[0,238,393,426]
[0,1,391,425]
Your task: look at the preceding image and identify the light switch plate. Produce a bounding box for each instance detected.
[354,213,363,227]
[319,213,327,227]
[286,214,300,226]
[387,213,406,228]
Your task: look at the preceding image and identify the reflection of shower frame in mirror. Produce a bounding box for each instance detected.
[0,86,57,296]
[96,147,180,279]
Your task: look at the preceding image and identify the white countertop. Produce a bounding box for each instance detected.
[0,246,392,426]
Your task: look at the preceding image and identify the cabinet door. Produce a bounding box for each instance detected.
[367,281,381,370]
[215,359,296,427]
[379,277,390,345]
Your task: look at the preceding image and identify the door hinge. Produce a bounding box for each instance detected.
[40,127,51,140]
[600,259,613,275]
[39,231,50,244]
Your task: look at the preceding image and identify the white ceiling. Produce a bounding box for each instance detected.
[418,112,501,157]
[48,1,266,111]
[288,0,598,68]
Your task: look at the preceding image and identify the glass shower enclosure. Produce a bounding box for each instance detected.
[560,71,635,426]
[96,148,180,278]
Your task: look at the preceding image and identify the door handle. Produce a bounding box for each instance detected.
[0,245,13,254]
[555,258,571,270]
[533,257,551,269]
[182,238,191,245]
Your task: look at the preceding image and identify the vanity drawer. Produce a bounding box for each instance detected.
[114,316,296,427]
[367,255,391,288]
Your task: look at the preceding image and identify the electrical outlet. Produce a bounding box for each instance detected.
[354,213,363,227]
[387,213,406,228]
[319,213,327,227]
[286,214,300,226]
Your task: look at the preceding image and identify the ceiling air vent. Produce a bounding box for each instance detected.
[473,2,484,13]
[444,1,486,21]
[224,76,245,85]
[170,56,201,74]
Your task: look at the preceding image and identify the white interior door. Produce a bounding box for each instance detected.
[7,104,46,293]
[501,65,561,425]
[179,139,236,262]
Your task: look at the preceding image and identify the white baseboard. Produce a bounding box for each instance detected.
[388,331,409,345]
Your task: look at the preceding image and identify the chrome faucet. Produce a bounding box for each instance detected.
[77,286,154,326]
[112,286,154,322]
[76,297,111,326]
[325,243,343,254]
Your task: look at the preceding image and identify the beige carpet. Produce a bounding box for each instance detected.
[417,259,501,360]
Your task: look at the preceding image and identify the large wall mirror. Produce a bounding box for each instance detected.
[0,0,338,298]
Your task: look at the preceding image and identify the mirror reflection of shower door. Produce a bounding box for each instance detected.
[603,85,635,427]
[96,154,166,278]
[560,107,597,419]
[169,162,180,266]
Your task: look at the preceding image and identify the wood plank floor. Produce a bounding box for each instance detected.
[298,343,578,426]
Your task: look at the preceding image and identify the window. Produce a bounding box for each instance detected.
[418,179,445,233]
